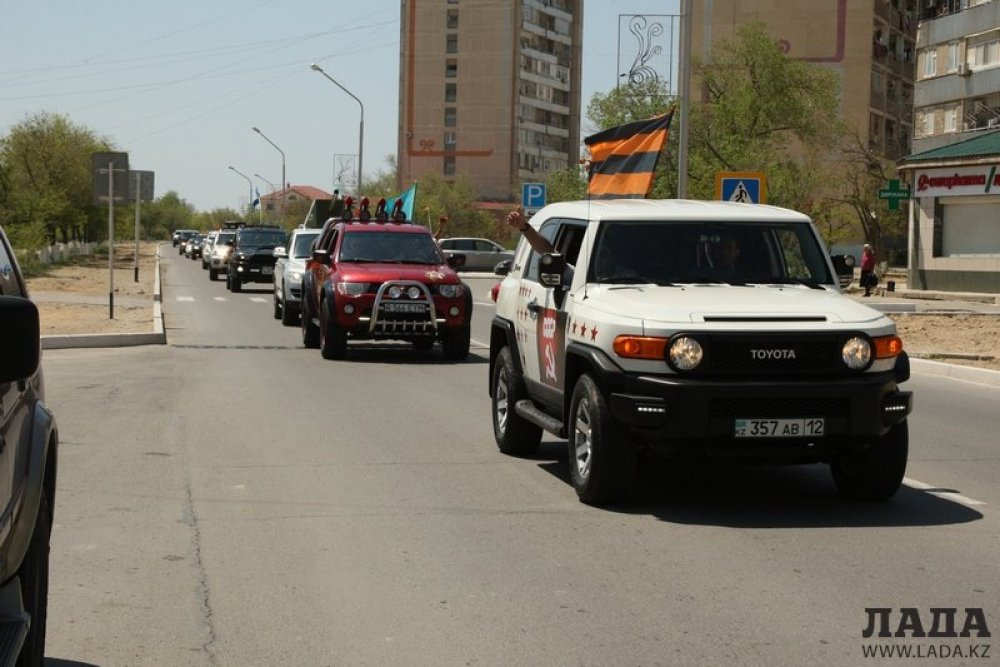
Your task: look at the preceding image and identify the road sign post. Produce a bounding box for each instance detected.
[92,152,129,319]
[130,170,155,282]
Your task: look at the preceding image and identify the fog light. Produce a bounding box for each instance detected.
[449,306,459,316]
[407,286,422,299]
[237,266,244,272]
[344,304,355,315]
[388,286,402,299]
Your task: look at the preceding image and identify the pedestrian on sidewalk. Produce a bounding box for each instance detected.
[860,243,877,297]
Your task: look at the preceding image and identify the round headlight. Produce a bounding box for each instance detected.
[669,336,703,371]
[841,336,872,370]
[407,286,422,299]
[438,284,462,298]
[388,286,402,299]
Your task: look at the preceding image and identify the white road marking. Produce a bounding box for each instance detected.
[176,296,194,302]
[904,477,986,507]
[474,301,495,307]
[249,297,267,303]
[214,297,227,302]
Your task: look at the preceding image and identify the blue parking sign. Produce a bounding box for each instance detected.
[522,183,546,210]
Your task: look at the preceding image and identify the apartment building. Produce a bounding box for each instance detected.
[691,0,918,161]
[896,1,1000,293]
[397,0,583,201]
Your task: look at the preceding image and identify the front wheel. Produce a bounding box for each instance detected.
[209,268,218,281]
[831,421,908,501]
[301,298,320,349]
[491,347,542,456]
[281,301,299,326]
[272,292,282,319]
[568,374,636,505]
[320,300,347,360]
[441,325,471,360]
[230,275,242,292]
[17,493,51,667]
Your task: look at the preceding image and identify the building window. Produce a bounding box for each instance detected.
[968,36,1000,67]
[923,110,934,137]
[445,60,457,78]
[444,131,456,150]
[944,107,958,133]
[444,108,457,127]
[447,10,458,30]
[923,48,937,77]
[947,42,960,72]
[445,83,457,102]
[446,34,458,54]
[444,156,456,176]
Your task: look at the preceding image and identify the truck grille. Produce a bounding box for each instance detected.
[688,333,854,377]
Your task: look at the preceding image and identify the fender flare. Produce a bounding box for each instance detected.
[489,316,521,396]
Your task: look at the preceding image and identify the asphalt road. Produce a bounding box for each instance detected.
[40,251,999,666]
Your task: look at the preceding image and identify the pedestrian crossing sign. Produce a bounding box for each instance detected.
[715,171,767,204]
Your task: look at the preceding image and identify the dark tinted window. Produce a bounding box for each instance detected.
[237,230,286,246]
[0,233,24,297]
[292,232,321,258]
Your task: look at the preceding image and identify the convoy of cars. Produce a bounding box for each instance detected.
[0,225,59,664]
[167,198,911,507]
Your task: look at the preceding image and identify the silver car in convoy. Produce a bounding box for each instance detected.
[438,237,514,272]
[273,227,321,325]
[200,230,218,269]
[207,229,237,281]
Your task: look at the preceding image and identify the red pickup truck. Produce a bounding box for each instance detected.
[301,217,472,360]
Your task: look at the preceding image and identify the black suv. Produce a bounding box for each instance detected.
[0,226,59,664]
[226,225,287,292]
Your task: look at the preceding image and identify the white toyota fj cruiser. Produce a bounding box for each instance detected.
[489,199,912,505]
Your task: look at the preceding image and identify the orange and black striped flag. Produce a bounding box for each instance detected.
[584,111,673,199]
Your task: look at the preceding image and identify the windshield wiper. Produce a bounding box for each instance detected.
[598,274,653,284]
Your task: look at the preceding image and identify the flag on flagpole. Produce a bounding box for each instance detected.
[584,110,673,200]
[385,182,417,221]
[252,186,261,209]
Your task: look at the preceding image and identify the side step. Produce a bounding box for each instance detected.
[514,400,565,438]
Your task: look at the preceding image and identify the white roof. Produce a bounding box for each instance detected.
[535,199,812,224]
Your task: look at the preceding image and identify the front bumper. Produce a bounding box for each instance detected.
[231,259,276,283]
[604,371,911,455]
[333,281,469,340]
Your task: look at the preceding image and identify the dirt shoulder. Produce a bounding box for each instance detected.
[24,245,1000,372]
[26,241,159,336]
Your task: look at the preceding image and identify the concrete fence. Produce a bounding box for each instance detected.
[35,241,96,264]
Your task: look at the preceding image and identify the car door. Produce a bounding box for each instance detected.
[0,235,30,542]
[521,220,588,410]
[472,239,501,271]
[516,219,562,406]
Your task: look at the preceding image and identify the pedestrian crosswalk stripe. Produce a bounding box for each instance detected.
[214,297,226,302]
[249,297,267,303]
[177,296,194,302]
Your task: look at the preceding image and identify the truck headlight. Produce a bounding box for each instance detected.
[437,284,464,298]
[842,336,872,369]
[336,282,368,296]
[290,271,303,283]
[668,336,703,371]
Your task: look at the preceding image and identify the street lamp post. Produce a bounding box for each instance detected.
[254,173,278,223]
[252,127,286,224]
[228,165,256,222]
[310,63,364,197]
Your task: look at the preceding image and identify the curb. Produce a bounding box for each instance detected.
[910,358,1000,387]
[40,249,166,350]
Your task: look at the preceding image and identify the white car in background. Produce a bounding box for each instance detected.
[439,237,514,272]
[273,227,321,325]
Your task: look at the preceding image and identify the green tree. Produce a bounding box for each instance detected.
[134,191,197,239]
[0,112,112,247]
[414,173,496,239]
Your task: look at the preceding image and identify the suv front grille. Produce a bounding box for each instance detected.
[687,333,853,377]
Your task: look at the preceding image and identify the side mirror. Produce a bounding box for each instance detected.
[494,259,512,276]
[539,253,566,288]
[312,249,331,267]
[0,296,40,383]
[273,246,288,258]
[447,253,466,269]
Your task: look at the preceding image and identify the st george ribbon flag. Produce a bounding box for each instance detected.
[584,110,673,199]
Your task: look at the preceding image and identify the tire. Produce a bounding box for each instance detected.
[230,276,242,293]
[320,300,347,360]
[491,347,542,456]
[272,292,282,319]
[567,374,637,505]
[16,493,51,667]
[831,421,908,501]
[441,325,471,360]
[301,297,320,349]
[280,301,298,326]
[209,268,218,281]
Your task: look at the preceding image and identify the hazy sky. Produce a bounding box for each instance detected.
[0,0,679,212]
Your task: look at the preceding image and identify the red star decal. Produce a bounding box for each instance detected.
[571,320,578,335]
[579,323,587,338]
[590,326,599,341]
